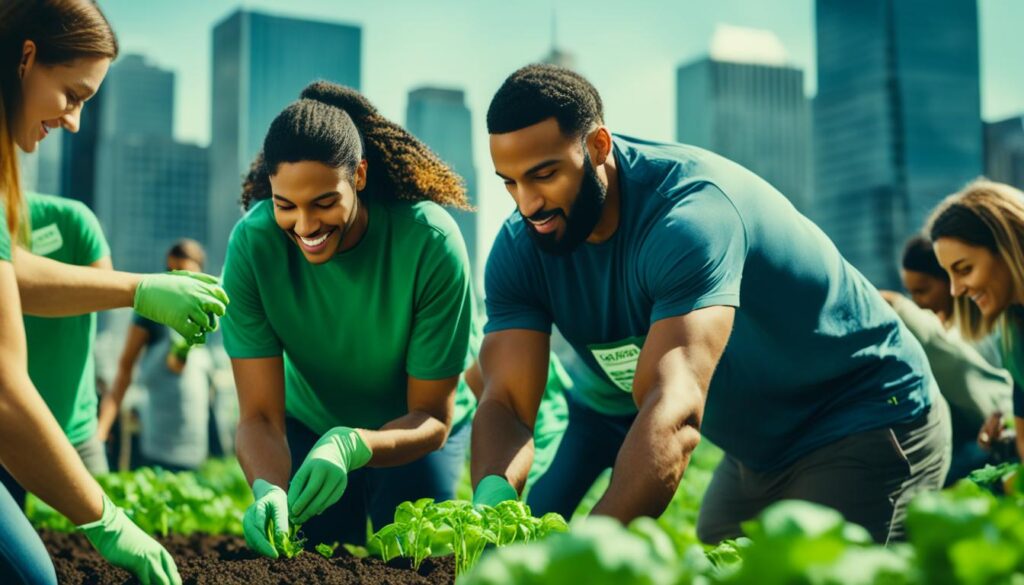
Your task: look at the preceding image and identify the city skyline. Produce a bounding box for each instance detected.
[93,0,1024,278]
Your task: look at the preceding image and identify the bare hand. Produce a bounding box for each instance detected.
[978,412,1004,452]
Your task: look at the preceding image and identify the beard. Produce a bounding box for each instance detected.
[523,151,608,256]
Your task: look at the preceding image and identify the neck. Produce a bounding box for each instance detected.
[586,152,620,244]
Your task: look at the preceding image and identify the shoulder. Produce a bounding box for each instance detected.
[383,198,461,239]
[26,192,96,224]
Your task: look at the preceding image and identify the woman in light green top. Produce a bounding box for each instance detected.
[224,81,478,555]
[0,2,229,584]
[929,179,1024,465]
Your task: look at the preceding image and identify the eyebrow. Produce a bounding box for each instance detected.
[494,159,561,181]
[272,191,340,204]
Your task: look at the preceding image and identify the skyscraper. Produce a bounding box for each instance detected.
[94,54,209,273]
[676,25,810,213]
[814,0,982,289]
[406,87,479,280]
[208,10,362,271]
[985,116,1024,190]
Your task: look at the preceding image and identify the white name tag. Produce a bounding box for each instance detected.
[589,339,644,393]
[31,223,63,256]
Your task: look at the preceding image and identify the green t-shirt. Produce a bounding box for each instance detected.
[22,193,110,445]
[222,197,475,434]
[0,202,10,261]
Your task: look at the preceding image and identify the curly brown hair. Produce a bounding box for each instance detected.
[241,80,470,212]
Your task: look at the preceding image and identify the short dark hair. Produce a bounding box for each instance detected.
[486,64,603,137]
[901,234,947,282]
[168,238,205,269]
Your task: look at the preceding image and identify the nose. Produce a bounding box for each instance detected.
[949,276,966,297]
[516,188,545,219]
[294,211,319,237]
[61,106,81,133]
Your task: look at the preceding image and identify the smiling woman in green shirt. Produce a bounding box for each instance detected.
[223,81,475,555]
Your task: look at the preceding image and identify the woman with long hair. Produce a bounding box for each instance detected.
[928,179,1024,464]
[0,2,231,583]
[224,81,476,555]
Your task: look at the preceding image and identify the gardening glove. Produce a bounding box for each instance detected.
[78,494,182,585]
[472,475,518,508]
[288,426,372,524]
[134,271,229,345]
[168,331,192,363]
[243,479,290,559]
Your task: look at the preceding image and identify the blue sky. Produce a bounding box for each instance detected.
[95,0,1024,271]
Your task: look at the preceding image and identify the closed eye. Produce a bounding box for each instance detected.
[533,171,556,181]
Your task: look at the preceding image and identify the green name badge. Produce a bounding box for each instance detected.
[31,223,63,256]
[588,335,646,393]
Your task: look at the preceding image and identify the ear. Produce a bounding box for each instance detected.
[20,40,37,79]
[588,126,613,166]
[354,159,368,192]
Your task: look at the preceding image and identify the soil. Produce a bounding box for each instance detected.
[39,530,456,585]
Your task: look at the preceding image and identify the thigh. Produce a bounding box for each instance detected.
[696,455,775,544]
[365,420,471,531]
[74,434,110,475]
[782,426,913,544]
[526,395,632,518]
[0,482,57,585]
[286,418,370,546]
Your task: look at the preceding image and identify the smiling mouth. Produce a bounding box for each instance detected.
[294,228,337,251]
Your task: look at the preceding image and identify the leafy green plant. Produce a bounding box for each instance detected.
[267,522,306,559]
[368,498,568,575]
[316,542,339,558]
[26,459,253,536]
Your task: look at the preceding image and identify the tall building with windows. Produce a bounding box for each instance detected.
[814,0,982,288]
[406,87,478,280]
[94,54,209,273]
[208,10,362,271]
[676,25,810,213]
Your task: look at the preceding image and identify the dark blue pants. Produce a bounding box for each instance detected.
[286,417,470,546]
[527,392,636,518]
[0,482,57,585]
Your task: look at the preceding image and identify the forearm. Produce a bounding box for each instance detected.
[14,248,139,316]
[1016,417,1024,462]
[0,369,104,525]
[592,385,701,522]
[470,398,535,493]
[236,416,292,489]
[359,410,449,467]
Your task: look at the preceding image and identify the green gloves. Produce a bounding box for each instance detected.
[168,332,191,363]
[473,475,518,507]
[134,271,229,345]
[288,427,372,524]
[78,494,181,585]
[243,479,290,559]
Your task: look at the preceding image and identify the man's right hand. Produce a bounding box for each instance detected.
[243,479,290,558]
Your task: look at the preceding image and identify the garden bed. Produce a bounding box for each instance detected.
[40,529,455,585]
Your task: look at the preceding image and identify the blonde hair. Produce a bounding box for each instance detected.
[925,179,1024,364]
[0,1,118,240]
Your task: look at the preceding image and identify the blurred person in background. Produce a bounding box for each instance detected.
[928,179,1024,466]
[881,234,1015,484]
[97,239,215,473]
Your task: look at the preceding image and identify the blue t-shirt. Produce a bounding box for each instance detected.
[484,135,934,472]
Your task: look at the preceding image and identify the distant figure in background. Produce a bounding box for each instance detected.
[97,239,214,472]
[929,179,1024,465]
[880,235,1015,483]
[0,192,113,509]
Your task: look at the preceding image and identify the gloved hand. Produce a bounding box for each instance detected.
[472,475,518,508]
[243,479,290,559]
[78,494,182,585]
[134,271,229,345]
[288,427,372,524]
[168,332,192,363]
